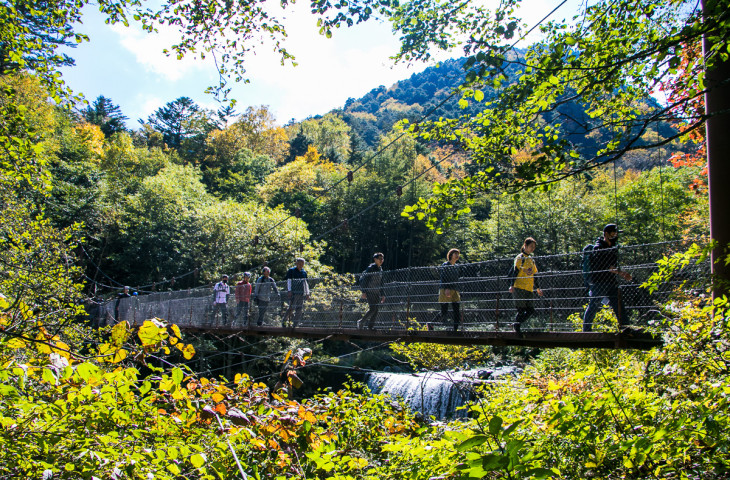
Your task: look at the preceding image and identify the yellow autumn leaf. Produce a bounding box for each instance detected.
[36,332,51,354]
[6,338,25,349]
[138,319,167,347]
[181,343,195,360]
[112,348,128,363]
[170,324,182,339]
[212,393,225,403]
[53,341,71,360]
[110,321,130,347]
[348,457,368,469]
[298,407,316,424]
[250,438,266,449]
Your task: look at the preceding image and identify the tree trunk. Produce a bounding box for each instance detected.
[703,0,730,298]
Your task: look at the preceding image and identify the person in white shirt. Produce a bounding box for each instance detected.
[212,274,230,325]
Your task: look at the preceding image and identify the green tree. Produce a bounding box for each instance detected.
[145,96,216,155]
[81,95,128,138]
[289,114,352,163]
[107,164,211,286]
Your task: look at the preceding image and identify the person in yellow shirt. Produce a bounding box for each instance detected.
[508,237,544,334]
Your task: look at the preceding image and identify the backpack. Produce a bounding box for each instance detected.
[581,242,596,288]
[358,267,370,288]
[506,255,525,284]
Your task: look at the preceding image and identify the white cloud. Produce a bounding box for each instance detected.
[231,4,433,122]
[109,23,215,82]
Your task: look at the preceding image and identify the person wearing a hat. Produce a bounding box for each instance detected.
[212,274,230,325]
[582,224,632,332]
[235,272,253,326]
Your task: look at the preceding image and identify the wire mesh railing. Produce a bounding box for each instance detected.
[101,240,709,334]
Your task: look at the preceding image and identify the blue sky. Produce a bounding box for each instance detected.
[60,0,579,128]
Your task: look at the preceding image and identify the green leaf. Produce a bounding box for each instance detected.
[456,434,489,451]
[172,367,183,385]
[488,416,503,435]
[190,453,206,469]
[42,368,56,385]
[140,380,152,395]
[526,467,557,478]
[481,453,509,470]
[499,421,521,440]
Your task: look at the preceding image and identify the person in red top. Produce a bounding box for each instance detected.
[235,272,253,326]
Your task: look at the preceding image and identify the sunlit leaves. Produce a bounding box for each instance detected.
[138,319,168,347]
[111,321,131,346]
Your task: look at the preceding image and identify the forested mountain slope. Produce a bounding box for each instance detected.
[333,56,681,171]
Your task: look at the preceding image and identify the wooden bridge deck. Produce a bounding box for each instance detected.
[180,325,663,350]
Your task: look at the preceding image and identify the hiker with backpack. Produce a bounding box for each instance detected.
[508,237,544,334]
[582,224,632,332]
[357,253,386,330]
[283,258,310,328]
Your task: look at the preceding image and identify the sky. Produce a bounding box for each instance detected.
[59,0,582,128]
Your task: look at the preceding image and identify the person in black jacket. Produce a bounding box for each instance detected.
[283,258,309,328]
[253,267,279,326]
[114,286,131,322]
[582,224,632,332]
[438,248,462,332]
[357,253,385,330]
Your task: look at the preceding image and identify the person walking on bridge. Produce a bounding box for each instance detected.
[254,267,279,326]
[283,258,310,328]
[114,286,131,322]
[212,274,230,325]
[234,272,253,326]
[508,237,544,335]
[583,224,632,332]
[439,248,463,332]
[357,252,386,330]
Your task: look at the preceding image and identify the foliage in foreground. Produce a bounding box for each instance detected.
[1,246,729,480]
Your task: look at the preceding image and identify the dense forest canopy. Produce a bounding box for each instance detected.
[1,0,729,478]
[2,52,701,290]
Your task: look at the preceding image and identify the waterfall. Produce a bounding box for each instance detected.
[366,367,516,419]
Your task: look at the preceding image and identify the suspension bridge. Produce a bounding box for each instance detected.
[93,240,705,351]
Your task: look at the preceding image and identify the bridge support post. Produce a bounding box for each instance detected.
[617,288,624,332]
[406,298,411,329]
[495,293,501,331]
[549,300,554,332]
[188,288,193,326]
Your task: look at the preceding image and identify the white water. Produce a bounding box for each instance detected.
[366,367,516,419]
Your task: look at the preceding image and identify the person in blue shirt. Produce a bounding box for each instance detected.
[283,258,310,328]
